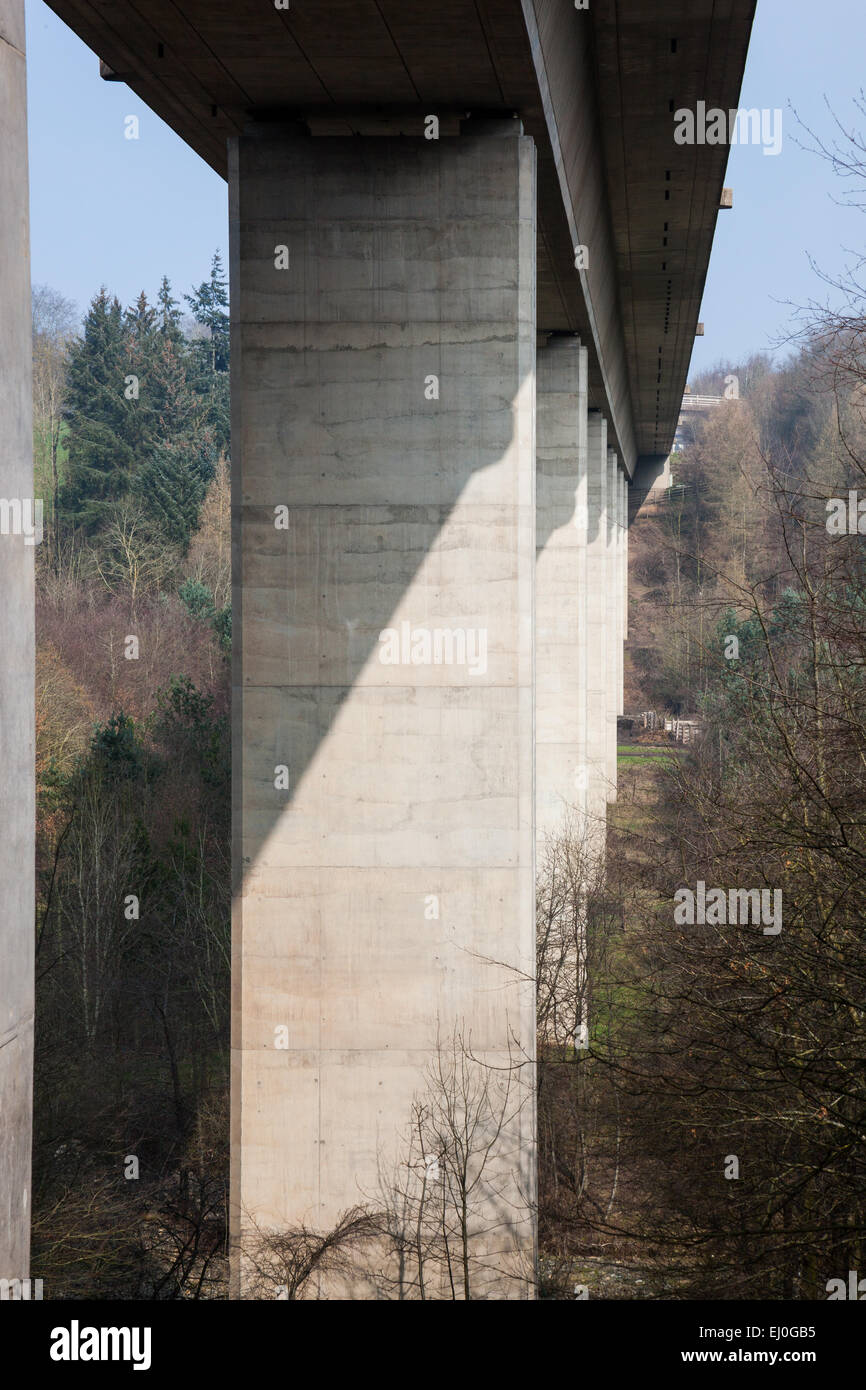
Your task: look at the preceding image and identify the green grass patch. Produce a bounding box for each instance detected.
[618,753,677,771]
[618,744,675,758]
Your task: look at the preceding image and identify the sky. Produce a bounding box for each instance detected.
[24,0,866,377]
[25,0,228,321]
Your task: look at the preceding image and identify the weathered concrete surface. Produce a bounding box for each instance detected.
[536,336,588,849]
[230,128,537,1297]
[0,0,34,1282]
[605,449,619,802]
[614,465,622,725]
[585,414,609,842]
[619,467,628,712]
[622,468,629,645]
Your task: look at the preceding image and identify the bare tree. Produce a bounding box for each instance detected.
[183,457,231,609]
[373,1024,535,1300]
[32,285,77,569]
[239,1208,379,1301]
[94,498,178,607]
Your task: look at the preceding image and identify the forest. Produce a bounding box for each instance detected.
[32,255,232,1297]
[538,316,866,1299]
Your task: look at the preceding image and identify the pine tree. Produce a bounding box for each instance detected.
[128,278,204,465]
[62,265,229,544]
[185,252,231,460]
[124,290,157,340]
[136,440,208,552]
[157,275,184,343]
[149,335,201,448]
[185,251,229,375]
[123,290,161,461]
[61,289,137,532]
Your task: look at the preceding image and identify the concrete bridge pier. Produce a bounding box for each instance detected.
[0,0,34,1285]
[584,413,609,850]
[535,335,588,854]
[623,470,629,649]
[229,121,538,1297]
[605,448,620,803]
[622,467,631,706]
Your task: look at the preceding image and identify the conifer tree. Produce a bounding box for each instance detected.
[136,440,209,552]
[61,289,136,532]
[185,251,231,459]
[157,275,184,343]
[185,251,229,376]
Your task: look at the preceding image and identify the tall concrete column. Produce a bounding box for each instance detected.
[230,124,537,1297]
[622,470,629,642]
[536,336,588,851]
[616,467,623,717]
[605,448,619,803]
[585,414,608,847]
[619,467,628,713]
[0,0,34,1282]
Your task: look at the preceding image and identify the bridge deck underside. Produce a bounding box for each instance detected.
[44,0,754,472]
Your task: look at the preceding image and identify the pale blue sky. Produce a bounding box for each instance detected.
[26,0,228,321]
[25,0,866,375]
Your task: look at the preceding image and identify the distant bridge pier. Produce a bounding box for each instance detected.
[620,468,629,655]
[536,335,589,851]
[585,413,611,844]
[605,447,621,803]
[536,359,623,862]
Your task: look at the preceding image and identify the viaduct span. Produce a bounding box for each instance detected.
[1,0,754,1294]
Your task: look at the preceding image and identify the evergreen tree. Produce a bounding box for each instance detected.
[148,335,201,448]
[123,291,161,460]
[157,275,184,343]
[185,251,229,375]
[89,710,148,782]
[185,252,231,459]
[178,577,215,622]
[136,440,208,552]
[203,372,231,462]
[61,263,229,543]
[61,290,137,532]
[124,290,157,340]
[131,277,204,464]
